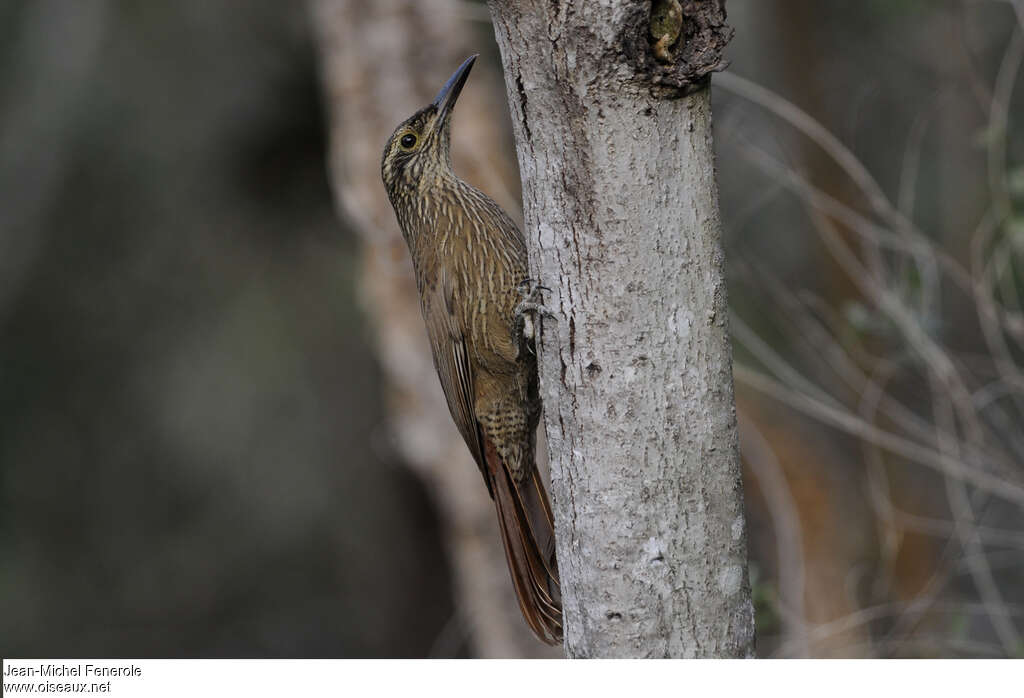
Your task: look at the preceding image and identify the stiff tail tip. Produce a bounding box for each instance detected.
[484,437,563,646]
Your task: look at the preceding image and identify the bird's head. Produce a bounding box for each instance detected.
[381,54,478,199]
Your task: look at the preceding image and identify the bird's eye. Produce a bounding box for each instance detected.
[400,133,417,149]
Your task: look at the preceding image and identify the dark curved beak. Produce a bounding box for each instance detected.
[432,54,478,123]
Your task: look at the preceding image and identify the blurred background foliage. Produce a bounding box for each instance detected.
[1,0,1022,657]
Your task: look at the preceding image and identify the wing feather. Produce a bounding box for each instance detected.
[421,268,487,479]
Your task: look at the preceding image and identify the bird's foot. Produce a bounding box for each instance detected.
[515,279,556,322]
[515,279,556,351]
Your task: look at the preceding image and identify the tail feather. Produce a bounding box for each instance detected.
[510,467,560,584]
[483,436,563,645]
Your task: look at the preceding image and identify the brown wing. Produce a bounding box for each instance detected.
[421,268,487,480]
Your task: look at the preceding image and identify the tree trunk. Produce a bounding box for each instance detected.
[309,0,557,657]
[487,0,755,657]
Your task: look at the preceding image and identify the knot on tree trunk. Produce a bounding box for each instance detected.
[626,0,733,96]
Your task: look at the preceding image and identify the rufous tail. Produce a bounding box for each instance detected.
[483,436,562,645]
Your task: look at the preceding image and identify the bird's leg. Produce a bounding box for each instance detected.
[515,279,556,352]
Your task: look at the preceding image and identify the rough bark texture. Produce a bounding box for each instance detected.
[487,0,754,657]
[309,0,557,657]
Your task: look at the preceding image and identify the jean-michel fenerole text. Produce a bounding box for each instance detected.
[4,663,142,678]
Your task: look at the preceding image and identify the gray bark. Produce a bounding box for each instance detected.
[487,0,755,657]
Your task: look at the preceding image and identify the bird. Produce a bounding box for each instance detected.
[381,54,562,645]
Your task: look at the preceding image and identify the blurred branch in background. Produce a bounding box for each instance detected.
[717,0,1024,656]
[0,0,110,322]
[0,0,455,658]
[308,0,555,657]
